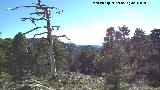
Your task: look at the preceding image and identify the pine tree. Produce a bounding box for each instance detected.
[150,29,160,55]
[99,27,136,90]
[9,32,28,81]
[118,25,130,46]
[53,38,69,71]
[103,42,136,90]
[78,46,95,74]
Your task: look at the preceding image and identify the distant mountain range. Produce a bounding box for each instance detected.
[76,45,102,48]
[27,38,103,52]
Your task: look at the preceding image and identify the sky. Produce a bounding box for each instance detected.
[0,0,160,45]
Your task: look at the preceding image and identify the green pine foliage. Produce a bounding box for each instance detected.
[8,32,28,81]
[53,38,69,71]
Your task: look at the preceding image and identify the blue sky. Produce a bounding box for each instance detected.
[0,0,160,45]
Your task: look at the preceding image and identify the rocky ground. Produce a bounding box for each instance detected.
[1,71,160,90]
[1,71,105,90]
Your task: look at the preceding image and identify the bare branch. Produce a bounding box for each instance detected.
[7,6,37,10]
[52,35,70,40]
[9,6,23,10]
[21,17,36,25]
[28,32,48,47]
[65,36,70,40]
[52,26,60,30]
[30,11,45,15]
[21,17,47,26]
[33,32,48,38]
[23,27,42,35]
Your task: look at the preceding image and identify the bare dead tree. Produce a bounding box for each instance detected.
[7,0,67,79]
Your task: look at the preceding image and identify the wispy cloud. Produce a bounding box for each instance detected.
[122,12,141,17]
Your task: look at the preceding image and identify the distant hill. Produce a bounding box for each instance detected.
[27,38,102,53]
[76,45,102,49]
